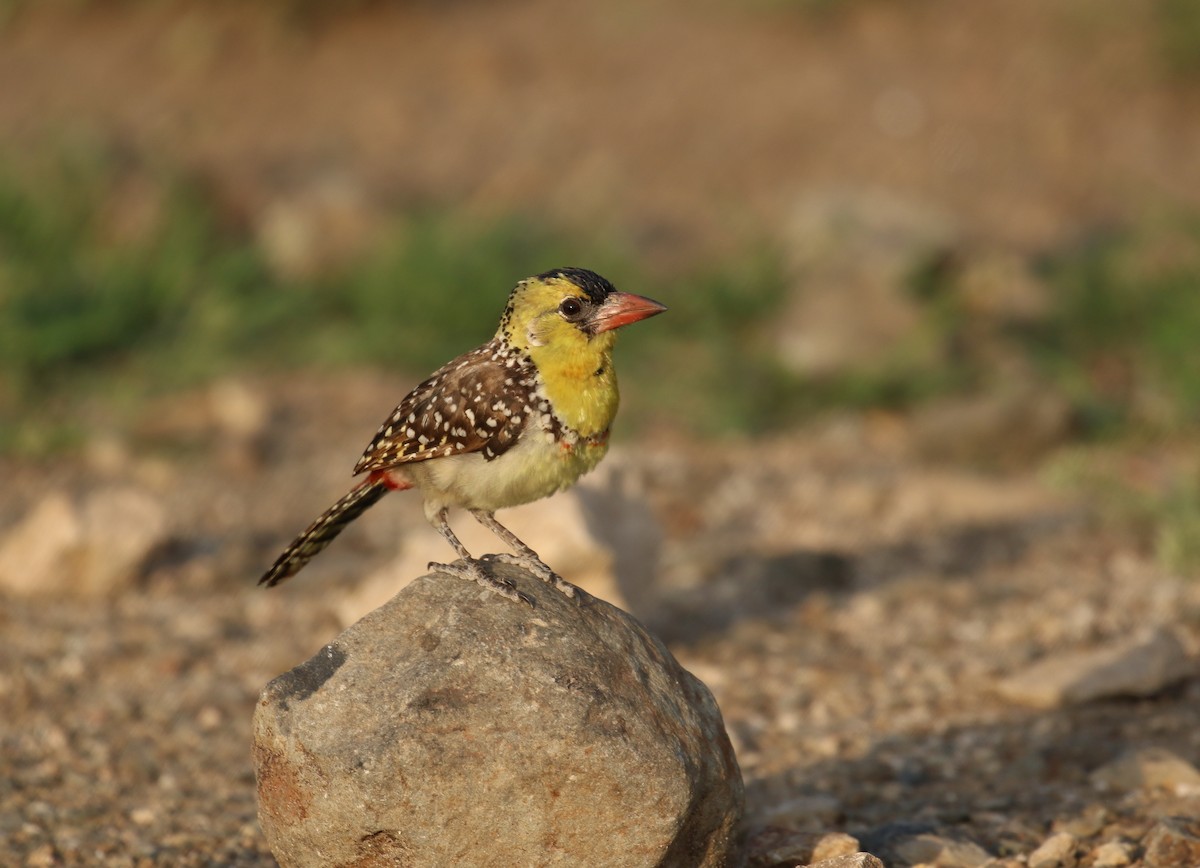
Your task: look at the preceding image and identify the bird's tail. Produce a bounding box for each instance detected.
[259,479,391,587]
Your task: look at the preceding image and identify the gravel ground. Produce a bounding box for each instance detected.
[3,388,1199,867]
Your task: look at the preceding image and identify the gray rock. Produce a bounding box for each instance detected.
[995,627,1195,708]
[1090,746,1200,793]
[254,563,743,868]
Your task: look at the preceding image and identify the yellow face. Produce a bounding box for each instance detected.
[498,272,621,437]
[500,274,620,359]
[495,268,665,437]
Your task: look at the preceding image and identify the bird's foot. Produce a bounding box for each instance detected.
[429,559,535,607]
[482,552,577,599]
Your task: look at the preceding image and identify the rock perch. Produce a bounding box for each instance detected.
[253,563,744,867]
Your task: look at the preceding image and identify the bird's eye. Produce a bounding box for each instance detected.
[559,297,584,319]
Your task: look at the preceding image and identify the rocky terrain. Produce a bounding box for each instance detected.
[2,381,1199,865]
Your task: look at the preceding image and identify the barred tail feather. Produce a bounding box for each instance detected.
[259,481,390,587]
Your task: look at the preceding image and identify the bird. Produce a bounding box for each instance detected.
[259,267,666,604]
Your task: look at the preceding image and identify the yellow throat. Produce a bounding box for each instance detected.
[497,274,620,439]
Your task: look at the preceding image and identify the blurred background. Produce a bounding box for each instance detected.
[4,0,1200,864]
[3,0,1200,524]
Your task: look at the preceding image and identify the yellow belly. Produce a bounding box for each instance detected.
[407,428,609,519]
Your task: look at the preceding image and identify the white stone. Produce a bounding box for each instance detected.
[1028,831,1077,868]
[1090,746,1200,794]
[0,488,167,597]
[995,627,1196,708]
[0,493,81,596]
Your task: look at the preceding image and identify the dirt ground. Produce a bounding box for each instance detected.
[3,388,1200,865]
[3,1,1200,866]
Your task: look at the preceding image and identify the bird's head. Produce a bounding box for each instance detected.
[498,267,666,357]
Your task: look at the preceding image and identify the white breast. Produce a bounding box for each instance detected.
[407,426,607,520]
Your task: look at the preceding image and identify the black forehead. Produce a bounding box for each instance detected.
[537,267,616,305]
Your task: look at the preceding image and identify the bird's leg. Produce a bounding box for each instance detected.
[470,510,577,598]
[428,507,534,606]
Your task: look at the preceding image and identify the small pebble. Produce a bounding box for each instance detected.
[893,833,993,868]
[1142,817,1200,867]
[197,705,223,731]
[1090,840,1134,868]
[1028,831,1077,868]
[812,832,862,862]
[129,808,156,827]
[805,855,884,868]
[24,844,58,868]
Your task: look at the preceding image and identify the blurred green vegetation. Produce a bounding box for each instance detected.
[1158,0,1200,76]
[4,150,1200,568]
[1026,218,1200,436]
[6,153,1200,445]
[0,158,272,413]
[1030,220,1200,574]
[897,217,1200,441]
[1047,447,1200,576]
[0,151,798,446]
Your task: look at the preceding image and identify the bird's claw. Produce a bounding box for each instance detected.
[428,559,536,607]
[482,552,577,599]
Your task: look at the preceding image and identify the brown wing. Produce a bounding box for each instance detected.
[352,339,542,475]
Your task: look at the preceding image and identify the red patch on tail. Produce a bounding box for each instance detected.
[368,469,413,492]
